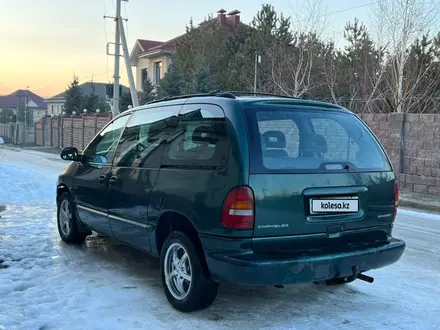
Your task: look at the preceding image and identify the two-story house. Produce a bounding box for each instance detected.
[129,9,241,91]
[0,89,47,122]
[45,82,129,116]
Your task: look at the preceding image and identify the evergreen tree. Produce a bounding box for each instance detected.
[234,4,292,93]
[0,109,15,123]
[276,14,293,46]
[119,92,133,112]
[157,57,184,98]
[141,78,155,104]
[341,19,384,112]
[64,77,83,115]
[186,57,217,93]
[83,82,99,112]
[177,17,234,91]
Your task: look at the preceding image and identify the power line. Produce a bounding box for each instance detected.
[289,0,382,23]
[78,72,109,82]
[317,1,381,19]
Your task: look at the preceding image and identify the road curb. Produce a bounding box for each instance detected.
[400,197,440,214]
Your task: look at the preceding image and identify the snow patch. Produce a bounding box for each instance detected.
[398,208,440,221]
[0,148,439,329]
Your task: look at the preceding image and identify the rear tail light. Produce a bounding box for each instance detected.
[221,186,255,230]
[393,182,399,218]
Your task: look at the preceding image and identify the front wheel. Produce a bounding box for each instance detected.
[160,231,219,312]
[57,193,87,244]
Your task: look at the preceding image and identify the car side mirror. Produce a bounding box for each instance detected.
[61,147,80,161]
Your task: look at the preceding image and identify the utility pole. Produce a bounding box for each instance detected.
[105,0,138,114]
[112,0,122,115]
[119,18,139,108]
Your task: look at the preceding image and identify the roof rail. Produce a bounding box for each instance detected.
[228,91,299,99]
[145,90,236,105]
[142,90,302,106]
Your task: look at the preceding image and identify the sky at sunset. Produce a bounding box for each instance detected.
[0,0,372,98]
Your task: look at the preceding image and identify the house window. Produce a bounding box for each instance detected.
[153,61,162,85]
[141,68,148,89]
[51,105,54,115]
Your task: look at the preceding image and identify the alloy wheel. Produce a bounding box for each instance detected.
[164,242,192,300]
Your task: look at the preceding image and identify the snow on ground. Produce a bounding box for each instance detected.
[0,146,440,330]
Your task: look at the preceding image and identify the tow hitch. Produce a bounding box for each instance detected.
[357,273,374,283]
[351,265,375,283]
[324,266,374,286]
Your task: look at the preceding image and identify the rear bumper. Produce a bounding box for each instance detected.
[201,236,405,285]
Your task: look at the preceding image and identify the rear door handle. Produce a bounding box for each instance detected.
[98,175,106,184]
[109,176,118,185]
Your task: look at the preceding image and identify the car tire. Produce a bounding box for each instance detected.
[57,192,87,244]
[160,231,219,312]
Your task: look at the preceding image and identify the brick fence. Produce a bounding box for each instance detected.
[0,123,15,142]
[35,114,112,150]
[33,112,440,197]
[0,122,35,144]
[358,113,440,197]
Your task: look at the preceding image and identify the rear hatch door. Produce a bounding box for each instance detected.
[242,102,396,252]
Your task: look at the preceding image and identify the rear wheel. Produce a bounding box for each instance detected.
[57,193,87,244]
[160,231,218,312]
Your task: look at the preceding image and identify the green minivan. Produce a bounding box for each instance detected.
[56,92,405,312]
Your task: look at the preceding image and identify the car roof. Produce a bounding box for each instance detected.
[121,92,351,117]
[235,97,350,112]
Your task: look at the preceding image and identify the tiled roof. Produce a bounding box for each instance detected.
[138,40,164,52]
[47,82,130,101]
[138,35,182,57]
[136,9,242,58]
[0,90,47,109]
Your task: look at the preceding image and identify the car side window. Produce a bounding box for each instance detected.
[162,104,228,168]
[113,105,181,168]
[83,115,129,164]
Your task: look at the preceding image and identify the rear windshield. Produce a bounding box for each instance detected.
[243,106,392,173]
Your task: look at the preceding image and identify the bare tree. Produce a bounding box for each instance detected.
[289,0,328,36]
[399,35,440,113]
[322,43,338,103]
[270,33,322,97]
[373,0,439,112]
[268,0,329,97]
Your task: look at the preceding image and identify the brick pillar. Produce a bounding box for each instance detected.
[49,117,53,147]
[82,115,85,151]
[71,116,74,146]
[61,117,64,148]
[387,113,406,176]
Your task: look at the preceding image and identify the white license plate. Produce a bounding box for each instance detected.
[311,198,359,214]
